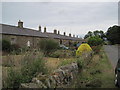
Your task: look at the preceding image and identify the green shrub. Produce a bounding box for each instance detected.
[6,68,22,88]
[49,50,75,58]
[77,57,84,70]
[10,44,21,55]
[49,50,61,58]
[5,51,47,88]
[2,39,21,54]
[38,39,59,55]
[21,51,47,83]
[2,39,11,52]
[87,36,103,46]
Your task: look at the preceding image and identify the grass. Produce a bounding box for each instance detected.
[2,51,48,88]
[72,47,115,88]
[44,57,76,73]
[2,47,115,88]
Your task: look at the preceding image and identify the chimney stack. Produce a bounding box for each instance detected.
[54,29,57,34]
[58,31,60,34]
[69,33,71,37]
[44,27,46,33]
[64,32,66,36]
[39,25,41,32]
[18,20,23,28]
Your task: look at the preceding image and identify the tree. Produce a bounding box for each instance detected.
[84,31,92,39]
[106,25,120,44]
[84,30,106,40]
[87,36,103,46]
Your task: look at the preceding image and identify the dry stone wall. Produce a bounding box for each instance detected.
[20,62,78,88]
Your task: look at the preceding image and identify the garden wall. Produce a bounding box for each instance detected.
[20,52,93,88]
[20,62,78,88]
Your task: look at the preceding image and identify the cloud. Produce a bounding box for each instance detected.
[2,2,118,38]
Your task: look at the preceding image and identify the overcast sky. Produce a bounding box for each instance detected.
[1,1,118,38]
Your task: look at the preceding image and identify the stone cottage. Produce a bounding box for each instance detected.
[0,20,84,48]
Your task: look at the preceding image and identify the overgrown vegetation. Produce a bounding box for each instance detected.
[2,39,11,52]
[38,39,59,55]
[87,36,103,46]
[3,51,47,88]
[49,50,75,58]
[72,47,115,88]
[2,39,21,54]
[91,45,102,54]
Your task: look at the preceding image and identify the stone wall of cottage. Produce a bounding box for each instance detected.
[2,34,83,49]
[2,34,46,48]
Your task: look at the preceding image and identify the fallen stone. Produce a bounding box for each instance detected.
[20,83,40,88]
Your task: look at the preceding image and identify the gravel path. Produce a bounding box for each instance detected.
[103,45,120,68]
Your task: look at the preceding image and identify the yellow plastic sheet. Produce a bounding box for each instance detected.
[76,43,92,56]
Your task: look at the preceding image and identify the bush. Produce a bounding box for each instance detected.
[5,51,47,88]
[77,57,84,70]
[38,39,59,55]
[49,50,75,58]
[87,36,103,46]
[21,51,47,83]
[2,39,21,54]
[10,44,21,54]
[6,68,22,88]
[2,39,11,52]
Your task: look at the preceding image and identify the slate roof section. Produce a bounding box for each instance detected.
[0,24,48,38]
[0,24,83,41]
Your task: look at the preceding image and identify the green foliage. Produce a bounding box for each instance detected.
[5,51,47,88]
[84,30,106,40]
[6,68,22,88]
[106,25,120,44]
[2,39,11,52]
[10,44,21,55]
[38,39,59,55]
[2,39,21,54]
[21,52,47,82]
[49,50,75,58]
[76,57,84,70]
[87,36,103,46]
[84,31,93,39]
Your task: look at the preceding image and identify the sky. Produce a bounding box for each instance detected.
[1,1,119,38]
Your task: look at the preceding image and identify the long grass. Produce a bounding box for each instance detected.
[3,50,47,88]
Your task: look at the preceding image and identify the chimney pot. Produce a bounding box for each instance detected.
[44,27,46,33]
[18,20,23,28]
[39,25,41,32]
[69,33,71,37]
[64,32,66,36]
[54,29,57,34]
